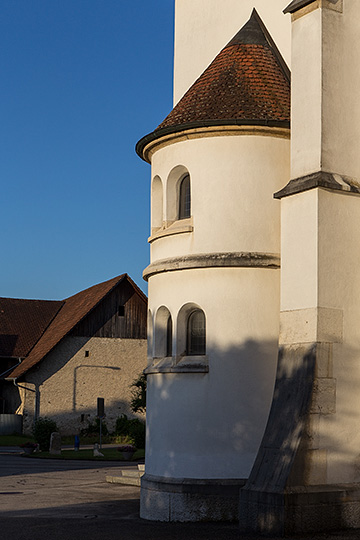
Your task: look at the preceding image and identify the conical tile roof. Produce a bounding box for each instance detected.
[137,9,290,161]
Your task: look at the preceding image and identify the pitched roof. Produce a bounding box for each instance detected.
[136,9,290,161]
[0,298,63,358]
[7,274,132,379]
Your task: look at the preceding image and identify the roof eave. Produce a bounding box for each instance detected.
[136,119,291,162]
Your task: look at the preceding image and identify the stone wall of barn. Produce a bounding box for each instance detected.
[20,335,146,435]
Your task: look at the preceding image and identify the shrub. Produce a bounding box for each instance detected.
[80,417,108,437]
[33,417,58,451]
[115,414,130,437]
[114,414,146,449]
[128,418,146,449]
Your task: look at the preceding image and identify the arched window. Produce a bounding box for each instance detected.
[154,306,173,358]
[147,309,153,361]
[151,175,163,231]
[179,174,191,220]
[166,315,172,357]
[187,309,206,355]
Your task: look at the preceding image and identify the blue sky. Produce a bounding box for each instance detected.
[1,0,174,299]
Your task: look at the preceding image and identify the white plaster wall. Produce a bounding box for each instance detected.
[22,336,147,435]
[290,8,322,179]
[280,189,319,312]
[146,267,279,479]
[150,135,289,263]
[174,0,291,104]
[291,2,360,181]
[321,2,360,180]
[317,189,360,483]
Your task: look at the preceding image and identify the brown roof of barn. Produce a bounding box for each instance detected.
[0,298,63,358]
[136,9,290,161]
[5,274,146,380]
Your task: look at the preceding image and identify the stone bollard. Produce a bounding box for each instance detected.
[93,443,104,457]
[49,432,61,455]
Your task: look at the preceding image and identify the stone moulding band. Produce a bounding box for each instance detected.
[143,252,280,281]
[144,355,209,375]
[137,124,290,163]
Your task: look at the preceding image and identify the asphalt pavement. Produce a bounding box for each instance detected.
[1,454,360,540]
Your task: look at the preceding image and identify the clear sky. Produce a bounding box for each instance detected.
[1,0,174,300]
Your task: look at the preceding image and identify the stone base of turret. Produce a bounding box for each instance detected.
[140,474,246,522]
[239,483,360,536]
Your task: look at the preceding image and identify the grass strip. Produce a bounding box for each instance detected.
[0,435,34,446]
[22,447,145,461]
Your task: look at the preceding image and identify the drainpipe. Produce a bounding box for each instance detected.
[0,358,22,379]
[11,379,36,393]
[1,360,35,394]
[7,377,38,427]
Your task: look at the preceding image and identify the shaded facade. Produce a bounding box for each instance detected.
[137,0,360,534]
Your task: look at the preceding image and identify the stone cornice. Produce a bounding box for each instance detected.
[143,252,280,281]
[274,171,360,199]
[284,0,343,16]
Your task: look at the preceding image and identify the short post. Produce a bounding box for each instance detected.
[97,397,105,450]
[74,435,80,451]
[100,420,102,449]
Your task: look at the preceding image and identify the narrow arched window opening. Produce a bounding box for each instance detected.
[187,309,206,355]
[179,174,191,220]
[166,315,172,357]
[151,176,163,230]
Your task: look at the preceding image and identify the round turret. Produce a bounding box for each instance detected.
[136,9,290,522]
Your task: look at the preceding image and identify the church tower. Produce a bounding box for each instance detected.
[136,9,290,521]
[240,0,360,535]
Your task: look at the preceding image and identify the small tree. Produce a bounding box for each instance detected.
[114,414,146,449]
[33,417,58,451]
[130,373,147,413]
